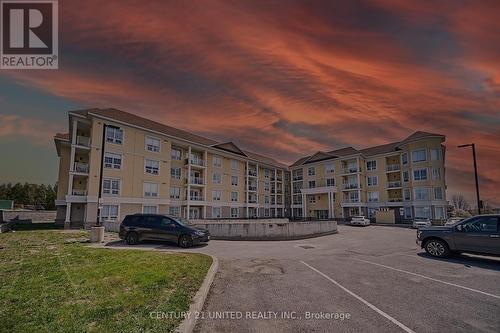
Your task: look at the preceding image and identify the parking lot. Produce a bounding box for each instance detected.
[179,225,500,332]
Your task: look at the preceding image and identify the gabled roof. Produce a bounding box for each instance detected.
[211,142,247,156]
[291,131,444,167]
[66,108,286,168]
[303,151,336,164]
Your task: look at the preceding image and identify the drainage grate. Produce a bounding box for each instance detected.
[298,244,315,249]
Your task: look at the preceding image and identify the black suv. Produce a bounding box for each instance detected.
[416,215,500,257]
[119,214,210,248]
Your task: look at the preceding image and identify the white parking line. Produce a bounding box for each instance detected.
[300,261,416,333]
[355,258,500,300]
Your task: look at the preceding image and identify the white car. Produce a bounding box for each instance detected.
[412,217,432,228]
[351,216,370,226]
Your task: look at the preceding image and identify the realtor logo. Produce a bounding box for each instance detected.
[1,0,58,69]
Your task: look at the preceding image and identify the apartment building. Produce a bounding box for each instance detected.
[54,109,290,227]
[290,132,447,221]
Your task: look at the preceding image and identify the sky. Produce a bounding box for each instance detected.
[0,0,499,207]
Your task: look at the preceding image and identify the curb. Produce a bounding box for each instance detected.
[176,255,219,333]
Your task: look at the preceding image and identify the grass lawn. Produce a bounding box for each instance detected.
[0,228,212,333]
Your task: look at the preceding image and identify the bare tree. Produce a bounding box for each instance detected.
[452,194,469,210]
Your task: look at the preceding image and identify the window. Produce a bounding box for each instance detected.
[143,205,157,214]
[308,196,316,204]
[212,207,221,218]
[231,192,238,202]
[213,156,222,168]
[432,167,441,180]
[264,169,270,179]
[412,149,427,163]
[461,217,498,233]
[308,167,315,176]
[231,176,238,186]
[309,181,316,188]
[415,206,431,218]
[403,171,409,183]
[144,182,159,197]
[431,148,441,161]
[171,147,182,160]
[435,207,446,220]
[212,172,222,184]
[367,176,378,187]
[402,152,408,165]
[145,159,159,175]
[169,186,180,199]
[404,188,411,201]
[101,205,119,221]
[414,188,430,200]
[264,182,270,192]
[169,206,180,217]
[413,168,428,181]
[105,126,123,144]
[325,163,335,173]
[264,208,270,217]
[366,160,377,171]
[231,159,238,170]
[104,152,122,169]
[171,167,181,180]
[368,191,379,202]
[404,206,412,219]
[212,190,221,201]
[145,136,160,152]
[103,178,120,196]
[326,178,335,187]
[231,208,238,218]
[261,195,268,204]
[433,187,443,200]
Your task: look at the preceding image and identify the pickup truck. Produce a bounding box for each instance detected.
[416,215,500,257]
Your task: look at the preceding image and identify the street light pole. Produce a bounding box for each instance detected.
[457,143,481,214]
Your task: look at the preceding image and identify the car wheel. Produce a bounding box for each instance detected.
[179,235,193,248]
[424,239,449,258]
[126,232,139,245]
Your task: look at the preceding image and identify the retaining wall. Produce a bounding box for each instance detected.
[192,220,338,240]
[0,210,57,223]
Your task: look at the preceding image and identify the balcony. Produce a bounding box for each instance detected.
[248,185,257,192]
[248,198,258,204]
[387,181,402,189]
[248,170,257,177]
[343,167,360,174]
[293,175,303,181]
[76,136,90,147]
[189,194,204,201]
[344,197,359,203]
[386,164,401,172]
[343,183,359,190]
[185,158,205,167]
[73,162,89,174]
[72,189,87,196]
[388,198,403,203]
[188,177,205,185]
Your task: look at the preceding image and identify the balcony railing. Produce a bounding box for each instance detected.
[185,158,205,167]
[387,181,402,188]
[248,186,257,191]
[73,162,89,174]
[343,183,359,190]
[72,189,87,196]
[277,176,283,182]
[388,198,403,202]
[343,167,360,174]
[386,164,401,172]
[189,195,204,201]
[344,197,359,203]
[247,170,257,177]
[188,177,205,185]
[293,176,303,181]
[76,136,90,147]
[248,199,258,204]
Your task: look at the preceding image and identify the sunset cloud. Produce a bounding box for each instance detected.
[1,0,499,206]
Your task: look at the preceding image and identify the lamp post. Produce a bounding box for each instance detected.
[457,143,481,214]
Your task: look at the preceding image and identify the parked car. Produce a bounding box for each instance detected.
[350,216,370,226]
[416,215,500,257]
[412,217,432,229]
[444,217,464,226]
[119,214,210,248]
